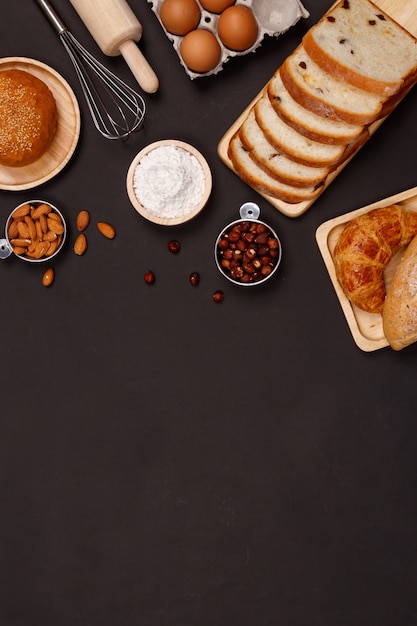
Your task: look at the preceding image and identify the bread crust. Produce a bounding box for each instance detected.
[239,110,330,188]
[279,56,383,126]
[303,0,417,98]
[0,69,57,167]
[382,234,417,350]
[303,28,400,97]
[267,75,364,146]
[228,133,323,204]
[333,206,417,314]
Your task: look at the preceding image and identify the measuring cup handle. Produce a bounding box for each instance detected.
[239,202,261,220]
[0,239,13,260]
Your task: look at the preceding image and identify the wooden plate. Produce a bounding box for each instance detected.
[0,57,81,191]
[126,140,212,226]
[217,0,417,218]
[316,186,417,352]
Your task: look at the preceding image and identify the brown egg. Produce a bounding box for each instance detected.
[180,29,222,73]
[199,0,235,13]
[160,0,201,36]
[217,5,258,51]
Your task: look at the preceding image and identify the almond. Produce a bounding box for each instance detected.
[74,233,87,256]
[46,240,58,256]
[77,210,90,232]
[34,241,49,259]
[8,220,19,239]
[10,238,30,247]
[47,217,65,235]
[97,221,116,239]
[17,221,30,239]
[31,203,52,220]
[25,215,37,241]
[44,231,57,242]
[42,267,55,287]
[12,204,31,219]
[12,246,27,256]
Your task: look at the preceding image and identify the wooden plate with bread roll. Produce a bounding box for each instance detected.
[316,185,417,351]
[218,0,417,217]
[0,57,80,191]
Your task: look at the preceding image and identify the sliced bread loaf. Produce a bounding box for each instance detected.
[303,0,417,97]
[267,71,364,145]
[254,95,346,167]
[239,109,330,188]
[228,133,323,204]
[280,44,385,124]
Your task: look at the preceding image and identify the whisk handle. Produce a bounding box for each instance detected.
[34,0,67,35]
[119,39,159,94]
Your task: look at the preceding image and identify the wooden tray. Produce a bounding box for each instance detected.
[217,0,417,218]
[0,57,81,191]
[316,186,417,352]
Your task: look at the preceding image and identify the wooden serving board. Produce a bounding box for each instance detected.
[217,0,417,218]
[316,185,417,352]
[0,57,80,191]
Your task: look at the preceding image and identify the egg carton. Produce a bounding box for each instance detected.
[147,0,309,79]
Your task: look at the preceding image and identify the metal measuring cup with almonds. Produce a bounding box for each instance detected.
[0,200,67,263]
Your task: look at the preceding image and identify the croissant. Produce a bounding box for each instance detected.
[333,205,417,314]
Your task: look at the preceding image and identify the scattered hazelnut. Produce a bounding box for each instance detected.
[189,272,200,286]
[144,270,155,285]
[212,290,224,303]
[167,240,181,254]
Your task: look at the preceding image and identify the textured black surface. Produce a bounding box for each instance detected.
[1,1,417,624]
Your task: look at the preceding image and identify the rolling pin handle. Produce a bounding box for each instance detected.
[119,39,159,94]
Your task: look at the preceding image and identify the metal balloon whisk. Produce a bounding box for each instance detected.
[35,0,146,140]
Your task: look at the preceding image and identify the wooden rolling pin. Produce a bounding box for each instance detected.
[68,0,159,93]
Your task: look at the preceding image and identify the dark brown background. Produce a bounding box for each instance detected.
[1,1,417,624]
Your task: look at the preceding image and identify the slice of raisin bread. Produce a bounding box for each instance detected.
[239,109,330,188]
[267,71,364,145]
[303,0,417,97]
[280,44,385,124]
[228,133,323,204]
[254,95,347,167]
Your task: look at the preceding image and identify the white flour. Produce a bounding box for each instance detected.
[133,145,206,218]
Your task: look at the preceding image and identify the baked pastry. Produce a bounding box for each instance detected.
[226,0,417,205]
[333,205,417,314]
[254,95,346,167]
[0,69,57,167]
[303,0,417,97]
[382,234,417,350]
[280,45,385,125]
[239,109,330,187]
[267,72,365,145]
[228,133,323,204]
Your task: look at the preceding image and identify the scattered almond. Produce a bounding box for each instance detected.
[42,267,55,287]
[74,233,87,256]
[77,210,90,232]
[97,221,116,239]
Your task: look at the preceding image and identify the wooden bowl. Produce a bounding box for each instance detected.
[126,140,212,226]
[0,57,81,191]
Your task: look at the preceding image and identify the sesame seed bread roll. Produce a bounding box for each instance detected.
[383,234,417,351]
[0,69,57,167]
